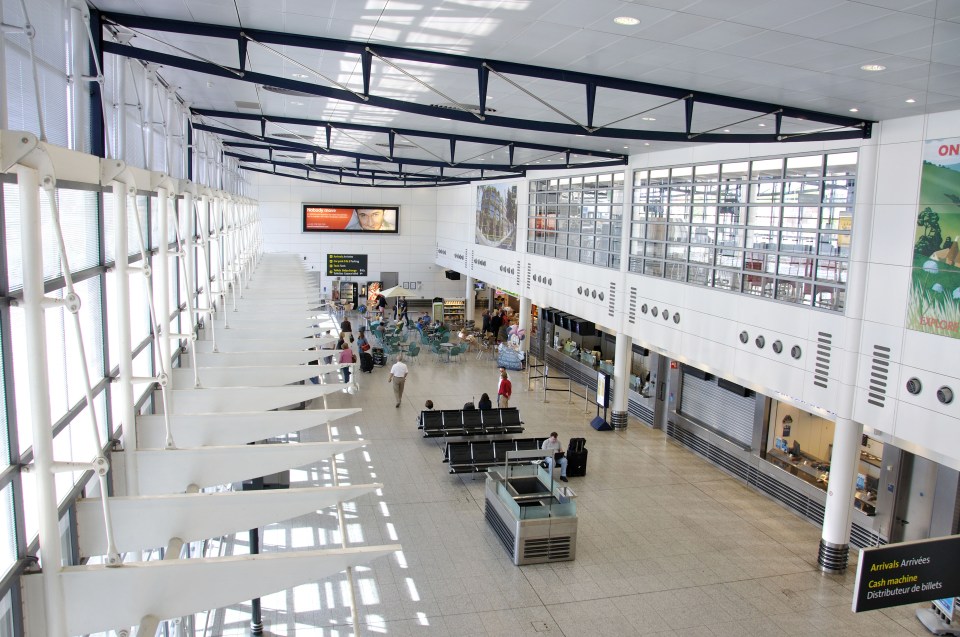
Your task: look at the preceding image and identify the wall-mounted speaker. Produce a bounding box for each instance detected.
[444,270,461,280]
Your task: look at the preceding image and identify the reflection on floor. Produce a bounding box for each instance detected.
[211,336,928,636]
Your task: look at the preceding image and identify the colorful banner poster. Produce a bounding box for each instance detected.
[476,184,517,250]
[908,137,960,337]
[303,205,399,233]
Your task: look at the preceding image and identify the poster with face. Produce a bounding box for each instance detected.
[303,205,399,233]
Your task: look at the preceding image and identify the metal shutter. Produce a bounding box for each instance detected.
[679,373,754,447]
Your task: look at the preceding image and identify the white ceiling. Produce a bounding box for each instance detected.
[90,0,960,183]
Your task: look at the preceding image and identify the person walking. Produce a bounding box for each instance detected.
[388,353,410,407]
[338,342,355,384]
[497,369,512,408]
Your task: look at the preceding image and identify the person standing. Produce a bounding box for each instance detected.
[541,432,568,482]
[398,297,409,323]
[481,309,491,334]
[489,310,503,339]
[338,342,355,384]
[497,369,512,408]
[376,293,387,318]
[388,354,409,408]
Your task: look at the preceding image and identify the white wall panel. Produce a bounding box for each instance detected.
[862,262,911,328]
[875,140,923,206]
[869,204,919,267]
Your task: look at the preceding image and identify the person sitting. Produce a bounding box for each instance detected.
[541,432,568,482]
[477,393,492,410]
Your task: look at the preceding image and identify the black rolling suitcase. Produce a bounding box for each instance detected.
[371,347,387,367]
[566,438,587,477]
[359,351,375,373]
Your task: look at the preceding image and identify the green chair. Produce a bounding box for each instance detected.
[406,344,421,364]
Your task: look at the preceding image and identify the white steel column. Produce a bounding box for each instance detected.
[518,296,531,354]
[113,181,138,496]
[818,144,878,573]
[155,185,173,385]
[115,54,125,161]
[611,332,632,430]
[144,68,154,170]
[465,276,475,323]
[67,2,88,152]
[19,165,67,636]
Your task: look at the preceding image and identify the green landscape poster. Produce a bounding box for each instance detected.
[908,136,960,337]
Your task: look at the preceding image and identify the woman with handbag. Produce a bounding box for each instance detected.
[357,327,371,353]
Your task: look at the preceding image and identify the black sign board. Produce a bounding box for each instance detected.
[853,535,960,612]
[326,254,367,276]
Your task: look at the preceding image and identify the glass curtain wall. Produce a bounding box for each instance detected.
[527,171,625,269]
[0,2,222,633]
[630,152,856,312]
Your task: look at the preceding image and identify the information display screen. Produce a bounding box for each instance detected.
[597,371,610,408]
[303,205,399,233]
[326,254,368,276]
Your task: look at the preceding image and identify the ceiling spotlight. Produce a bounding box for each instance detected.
[723,129,731,132]
[849,107,859,112]
[623,145,629,148]
[614,16,640,25]
[643,142,650,146]
[292,73,310,79]
[906,98,916,103]
[860,64,886,72]
[758,123,766,127]
[641,117,656,121]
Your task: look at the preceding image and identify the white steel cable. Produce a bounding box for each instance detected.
[129,194,176,448]
[16,0,46,140]
[42,183,121,565]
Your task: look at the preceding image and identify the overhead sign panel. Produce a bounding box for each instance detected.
[853,535,960,612]
[326,254,367,276]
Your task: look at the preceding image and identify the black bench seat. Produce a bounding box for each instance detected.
[421,407,524,437]
[442,437,547,474]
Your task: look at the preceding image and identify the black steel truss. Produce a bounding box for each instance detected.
[98,10,874,187]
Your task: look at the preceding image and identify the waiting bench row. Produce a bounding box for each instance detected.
[420,408,524,437]
[443,437,547,474]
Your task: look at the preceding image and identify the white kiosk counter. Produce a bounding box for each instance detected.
[484,449,578,566]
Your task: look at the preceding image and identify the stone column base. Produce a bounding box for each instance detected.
[818,538,849,574]
[611,410,628,431]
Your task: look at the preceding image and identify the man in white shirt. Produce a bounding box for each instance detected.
[541,432,568,482]
[388,354,409,408]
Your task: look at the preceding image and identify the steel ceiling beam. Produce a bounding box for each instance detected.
[99,13,872,143]
[191,108,626,161]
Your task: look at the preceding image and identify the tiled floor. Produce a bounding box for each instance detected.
[211,316,929,636]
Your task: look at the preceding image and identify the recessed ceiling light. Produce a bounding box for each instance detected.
[641,117,656,121]
[906,98,916,103]
[758,123,766,127]
[292,73,310,79]
[723,129,731,133]
[605,148,611,151]
[623,145,629,148]
[860,64,886,72]
[849,107,859,112]
[643,142,650,146]
[614,16,640,25]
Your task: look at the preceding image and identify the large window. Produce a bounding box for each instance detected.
[630,153,855,311]
[527,171,625,269]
